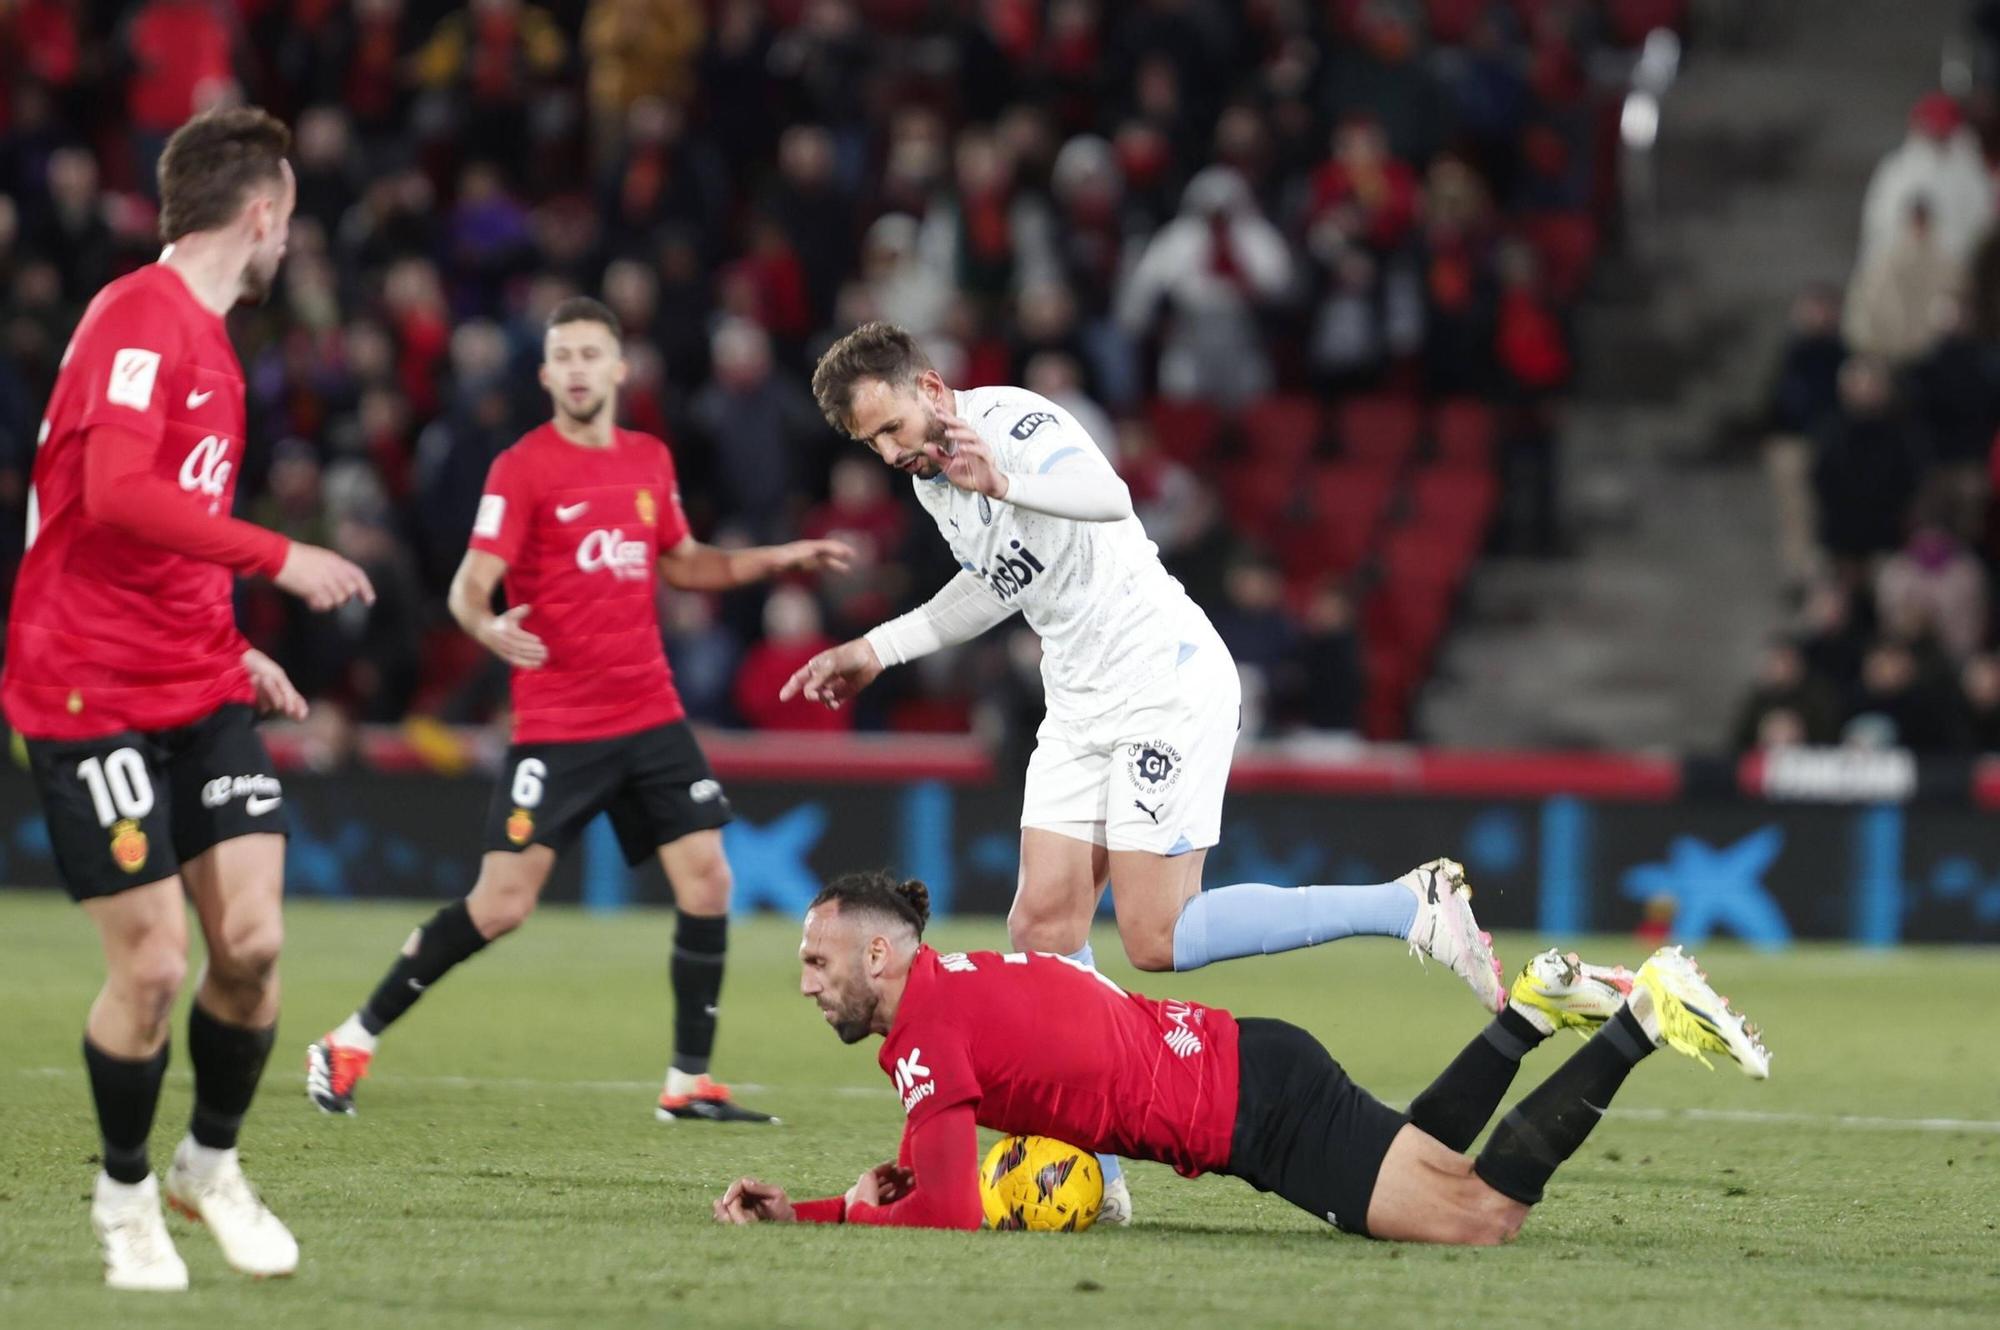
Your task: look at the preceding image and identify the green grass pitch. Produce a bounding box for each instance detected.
[1,889,1995,1328]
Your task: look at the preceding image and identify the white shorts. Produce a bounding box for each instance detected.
[1019,638,1242,856]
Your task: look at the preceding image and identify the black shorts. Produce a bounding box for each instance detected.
[23,703,287,902]
[1223,1017,1411,1237]
[481,720,732,864]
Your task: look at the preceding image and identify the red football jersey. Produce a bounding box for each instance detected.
[879,946,1242,1178]
[4,264,272,739]
[468,423,691,743]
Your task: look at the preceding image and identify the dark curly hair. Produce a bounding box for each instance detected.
[810,870,930,938]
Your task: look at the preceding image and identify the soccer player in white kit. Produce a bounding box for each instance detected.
[789,323,1505,1221]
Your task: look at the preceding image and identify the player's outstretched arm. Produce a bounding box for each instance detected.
[82,423,374,607]
[656,534,853,591]
[448,548,547,670]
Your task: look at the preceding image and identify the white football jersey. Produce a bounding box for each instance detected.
[914,387,1222,726]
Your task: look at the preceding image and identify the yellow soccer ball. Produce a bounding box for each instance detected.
[979,1134,1102,1232]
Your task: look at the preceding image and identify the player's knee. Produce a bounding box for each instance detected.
[474,888,536,937]
[1120,924,1177,973]
[673,853,732,915]
[211,914,284,986]
[117,943,188,1016]
[1007,896,1084,955]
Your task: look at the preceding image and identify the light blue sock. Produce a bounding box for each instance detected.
[1064,944,1122,1187]
[1170,882,1417,972]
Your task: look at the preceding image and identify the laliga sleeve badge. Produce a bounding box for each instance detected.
[636,489,656,524]
[506,808,535,845]
[110,819,150,873]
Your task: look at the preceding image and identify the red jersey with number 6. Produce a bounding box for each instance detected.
[468,423,691,743]
[880,946,1242,1177]
[3,264,263,740]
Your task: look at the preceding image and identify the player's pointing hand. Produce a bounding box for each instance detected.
[778,638,884,709]
[275,542,377,611]
[478,604,549,670]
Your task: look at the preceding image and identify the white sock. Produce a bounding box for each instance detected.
[665,1067,704,1097]
[332,1014,378,1053]
[1508,997,1558,1038]
[177,1139,236,1180]
[94,1171,152,1204]
[1626,984,1665,1046]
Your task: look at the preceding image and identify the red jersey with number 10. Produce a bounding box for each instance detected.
[468,423,691,744]
[3,265,261,739]
[880,946,1241,1177]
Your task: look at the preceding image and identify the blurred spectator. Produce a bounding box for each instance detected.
[1210,555,1297,737]
[1857,93,1994,269]
[800,456,908,630]
[1796,579,1871,698]
[1763,283,1847,589]
[662,591,742,725]
[1304,117,1421,255]
[27,147,113,306]
[126,0,241,195]
[1731,638,1842,750]
[766,125,854,330]
[1961,655,2000,751]
[1293,583,1363,734]
[1875,497,1988,662]
[1847,639,1967,752]
[1023,350,1115,455]
[689,319,823,543]
[583,0,705,137]
[734,585,848,731]
[1117,166,1292,407]
[1844,197,1963,365]
[1812,357,1922,572]
[411,0,569,169]
[1116,420,1204,560]
[1904,294,2000,538]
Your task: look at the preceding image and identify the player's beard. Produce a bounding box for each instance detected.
[822,988,877,1044]
[559,393,608,425]
[909,405,947,480]
[240,251,280,305]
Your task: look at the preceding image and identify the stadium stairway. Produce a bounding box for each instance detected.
[1419,0,1959,749]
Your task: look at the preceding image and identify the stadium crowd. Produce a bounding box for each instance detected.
[0,0,1663,747]
[1746,75,2000,754]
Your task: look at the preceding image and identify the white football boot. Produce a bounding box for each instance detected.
[92,1173,189,1292]
[1097,1171,1133,1227]
[1399,858,1507,1012]
[164,1141,299,1278]
[1631,946,1772,1079]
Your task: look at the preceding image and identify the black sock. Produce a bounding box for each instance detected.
[83,1037,169,1185]
[359,900,489,1035]
[1473,1005,1655,1205]
[1407,1006,1550,1151]
[669,912,728,1076]
[187,1003,276,1151]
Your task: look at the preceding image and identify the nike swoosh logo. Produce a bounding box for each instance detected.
[407,978,427,992]
[186,388,214,409]
[555,502,589,521]
[704,1004,719,1017]
[245,794,282,815]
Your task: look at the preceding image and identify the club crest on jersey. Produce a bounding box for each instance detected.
[506,808,534,845]
[1127,740,1183,792]
[978,493,993,525]
[109,819,149,873]
[1010,411,1057,440]
[576,527,650,580]
[636,489,656,524]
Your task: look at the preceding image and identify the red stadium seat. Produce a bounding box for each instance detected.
[1520,212,1598,304]
[1146,398,1222,466]
[1432,399,1499,467]
[1274,462,1395,580]
[1239,394,1323,467]
[1408,465,1500,537]
[1335,394,1423,469]
[1222,457,1300,533]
